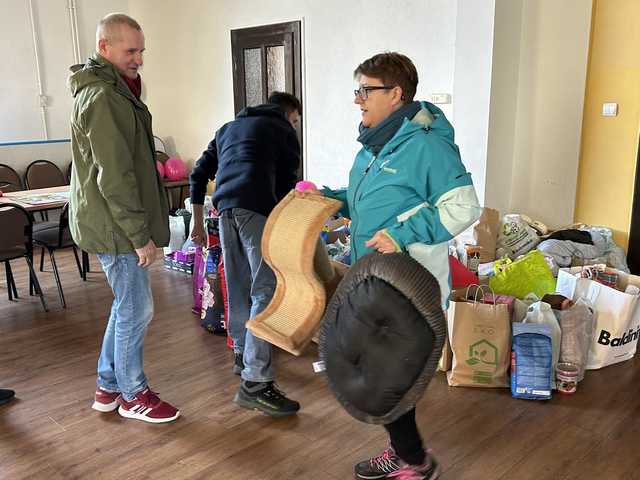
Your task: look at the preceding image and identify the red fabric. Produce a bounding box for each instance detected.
[449,255,479,288]
[218,258,233,350]
[121,74,142,99]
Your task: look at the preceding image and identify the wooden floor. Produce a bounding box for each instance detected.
[1,249,639,480]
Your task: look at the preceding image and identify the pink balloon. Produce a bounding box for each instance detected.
[295,180,318,192]
[164,157,187,181]
[156,160,165,178]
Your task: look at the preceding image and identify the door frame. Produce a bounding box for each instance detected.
[627,136,640,274]
[230,21,302,115]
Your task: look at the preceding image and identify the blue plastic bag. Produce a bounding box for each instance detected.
[511,322,553,400]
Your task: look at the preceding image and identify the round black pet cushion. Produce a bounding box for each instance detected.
[319,252,446,424]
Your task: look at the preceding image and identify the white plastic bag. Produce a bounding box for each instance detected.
[165,215,187,254]
[496,214,540,259]
[524,301,561,383]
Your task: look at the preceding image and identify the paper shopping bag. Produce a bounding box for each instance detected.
[447,287,511,387]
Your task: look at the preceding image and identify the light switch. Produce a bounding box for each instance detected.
[428,93,452,104]
[602,102,618,117]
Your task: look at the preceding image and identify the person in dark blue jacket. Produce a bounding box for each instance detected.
[189,92,301,417]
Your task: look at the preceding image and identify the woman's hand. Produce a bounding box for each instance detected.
[365,230,399,254]
[301,188,322,196]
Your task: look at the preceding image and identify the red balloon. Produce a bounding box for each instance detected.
[164,157,187,181]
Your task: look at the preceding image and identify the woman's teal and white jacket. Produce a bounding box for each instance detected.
[323,101,482,307]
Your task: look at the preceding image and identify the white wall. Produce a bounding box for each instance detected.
[452,0,496,205]
[0,0,128,174]
[1,0,49,142]
[489,0,592,227]
[130,0,460,188]
[485,0,524,215]
[1,142,72,178]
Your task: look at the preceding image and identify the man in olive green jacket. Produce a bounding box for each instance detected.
[69,13,179,423]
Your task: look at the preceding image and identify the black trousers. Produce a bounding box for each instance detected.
[384,408,426,465]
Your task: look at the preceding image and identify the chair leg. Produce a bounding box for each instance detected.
[5,261,14,301]
[83,250,90,274]
[39,247,45,272]
[72,246,83,280]
[25,255,48,312]
[48,249,66,308]
[29,252,34,296]
[11,271,18,298]
[7,261,18,299]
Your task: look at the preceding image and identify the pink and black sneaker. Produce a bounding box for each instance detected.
[117,387,180,424]
[355,447,441,480]
[91,387,121,412]
[354,446,401,479]
[387,449,441,480]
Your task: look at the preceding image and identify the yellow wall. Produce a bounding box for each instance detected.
[575,0,640,250]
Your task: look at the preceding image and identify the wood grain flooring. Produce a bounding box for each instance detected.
[1,249,639,479]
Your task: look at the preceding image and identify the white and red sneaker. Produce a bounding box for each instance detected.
[117,387,180,424]
[92,387,121,412]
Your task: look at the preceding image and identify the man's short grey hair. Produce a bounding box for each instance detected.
[96,13,142,47]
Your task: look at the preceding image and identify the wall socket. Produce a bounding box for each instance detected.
[602,102,618,117]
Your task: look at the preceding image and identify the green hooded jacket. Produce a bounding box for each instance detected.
[68,53,169,254]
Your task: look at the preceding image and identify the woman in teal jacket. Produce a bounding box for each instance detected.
[314,53,481,480]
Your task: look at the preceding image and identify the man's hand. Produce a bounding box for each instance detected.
[191,222,206,246]
[191,204,206,246]
[365,230,399,254]
[135,239,158,267]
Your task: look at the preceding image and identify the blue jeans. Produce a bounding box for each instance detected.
[219,208,276,383]
[96,253,153,401]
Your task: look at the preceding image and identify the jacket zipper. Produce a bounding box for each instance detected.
[351,154,377,260]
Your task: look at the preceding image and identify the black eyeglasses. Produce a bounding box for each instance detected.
[354,85,395,100]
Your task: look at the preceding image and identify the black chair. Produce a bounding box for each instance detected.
[0,164,23,193]
[63,161,92,276]
[33,203,83,308]
[0,165,25,295]
[65,161,73,184]
[156,151,169,164]
[35,222,91,282]
[0,204,47,311]
[24,160,67,221]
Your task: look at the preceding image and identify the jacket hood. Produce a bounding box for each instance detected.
[385,101,455,152]
[68,53,134,101]
[236,104,288,121]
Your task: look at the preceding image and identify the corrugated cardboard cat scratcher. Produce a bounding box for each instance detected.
[246,190,347,356]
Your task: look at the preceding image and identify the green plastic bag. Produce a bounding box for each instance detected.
[489,250,556,299]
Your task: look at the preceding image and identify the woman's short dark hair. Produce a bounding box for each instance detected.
[354,52,418,103]
[268,91,302,115]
